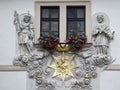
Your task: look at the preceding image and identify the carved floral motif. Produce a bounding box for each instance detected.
[13,12,115,90]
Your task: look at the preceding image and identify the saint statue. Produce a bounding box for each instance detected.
[92,15,114,55]
[14,11,34,55]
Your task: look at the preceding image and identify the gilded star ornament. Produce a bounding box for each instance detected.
[49,52,78,81]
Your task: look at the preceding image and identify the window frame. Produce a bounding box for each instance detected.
[40,6,60,38]
[34,0,92,43]
[67,6,86,37]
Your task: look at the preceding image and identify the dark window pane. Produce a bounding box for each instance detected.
[68,21,76,31]
[67,6,85,37]
[51,31,58,36]
[77,9,85,18]
[42,9,49,18]
[77,32,85,35]
[51,22,58,31]
[51,9,59,18]
[42,21,49,31]
[68,32,72,37]
[41,32,49,36]
[68,8,76,18]
[77,21,85,32]
[41,7,59,38]
[54,32,59,36]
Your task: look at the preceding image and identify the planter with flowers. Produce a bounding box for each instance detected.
[66,33,87,51]
[37,33,86,52]
[37,35,59,51]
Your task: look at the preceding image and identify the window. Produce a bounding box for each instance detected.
[35,0,91,43]
[41,7,59,38]
[67,6,85,37]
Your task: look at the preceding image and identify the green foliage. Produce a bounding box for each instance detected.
[38,33,86,51]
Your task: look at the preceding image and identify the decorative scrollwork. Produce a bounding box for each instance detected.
[13,11,115,90]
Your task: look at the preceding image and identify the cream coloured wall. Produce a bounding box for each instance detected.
[92,0,120,90]
[0,0,34,65]
[0,0,120,90]
[1,0,119,65]
[0,71,27,90]
[92,0,120,64]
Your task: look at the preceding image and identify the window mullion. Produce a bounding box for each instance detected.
[59,5,66,43]
[49,9,51,35]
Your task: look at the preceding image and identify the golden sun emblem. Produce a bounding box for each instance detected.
[49,52,77,81]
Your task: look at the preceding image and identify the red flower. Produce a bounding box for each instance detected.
[44,41,48,46]
[73,33,77,37]
[51,44,56,49]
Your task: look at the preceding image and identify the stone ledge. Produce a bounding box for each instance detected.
[0,64,120,71]
[0,65,27,71]
[106,64,120,71]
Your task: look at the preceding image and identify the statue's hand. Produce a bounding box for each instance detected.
[112,31,115,36]
[111,31,115,40]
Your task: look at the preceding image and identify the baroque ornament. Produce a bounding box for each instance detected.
[91,12,115,67]
[13,11,115,90]
[49,50,77,81]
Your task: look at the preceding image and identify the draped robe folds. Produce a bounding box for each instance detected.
[18,24,33,44]
[92,24,113,54]
[16,18,34,54]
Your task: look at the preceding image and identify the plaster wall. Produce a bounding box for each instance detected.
[0,0,120,90]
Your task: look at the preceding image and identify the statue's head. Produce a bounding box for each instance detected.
[97,15,104,24]
[23,15,31,23]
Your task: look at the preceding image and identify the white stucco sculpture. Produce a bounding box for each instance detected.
[14,11,34,55]
[91,13,115,67]
[92,14,114,55]
[13,11,56,90]
[13,11,115,90]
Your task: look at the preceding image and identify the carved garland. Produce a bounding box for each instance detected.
[13,11,115,90]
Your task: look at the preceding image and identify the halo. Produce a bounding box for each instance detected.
[19,13,33,26]
[92,12,110,28]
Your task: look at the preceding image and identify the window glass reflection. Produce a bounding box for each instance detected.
[42,9,49,18]
[77,21,85,32]
[51,22,58,31]
[68,8,76,18]
[51,9,59,18]
[42,21,49,31]
[77,9,85,18]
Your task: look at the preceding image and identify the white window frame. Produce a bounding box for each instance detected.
[34,0,92,43]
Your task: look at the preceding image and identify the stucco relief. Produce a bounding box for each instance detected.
[14,11,34,55]
[91,13,115,67]
[13,12,115,90]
